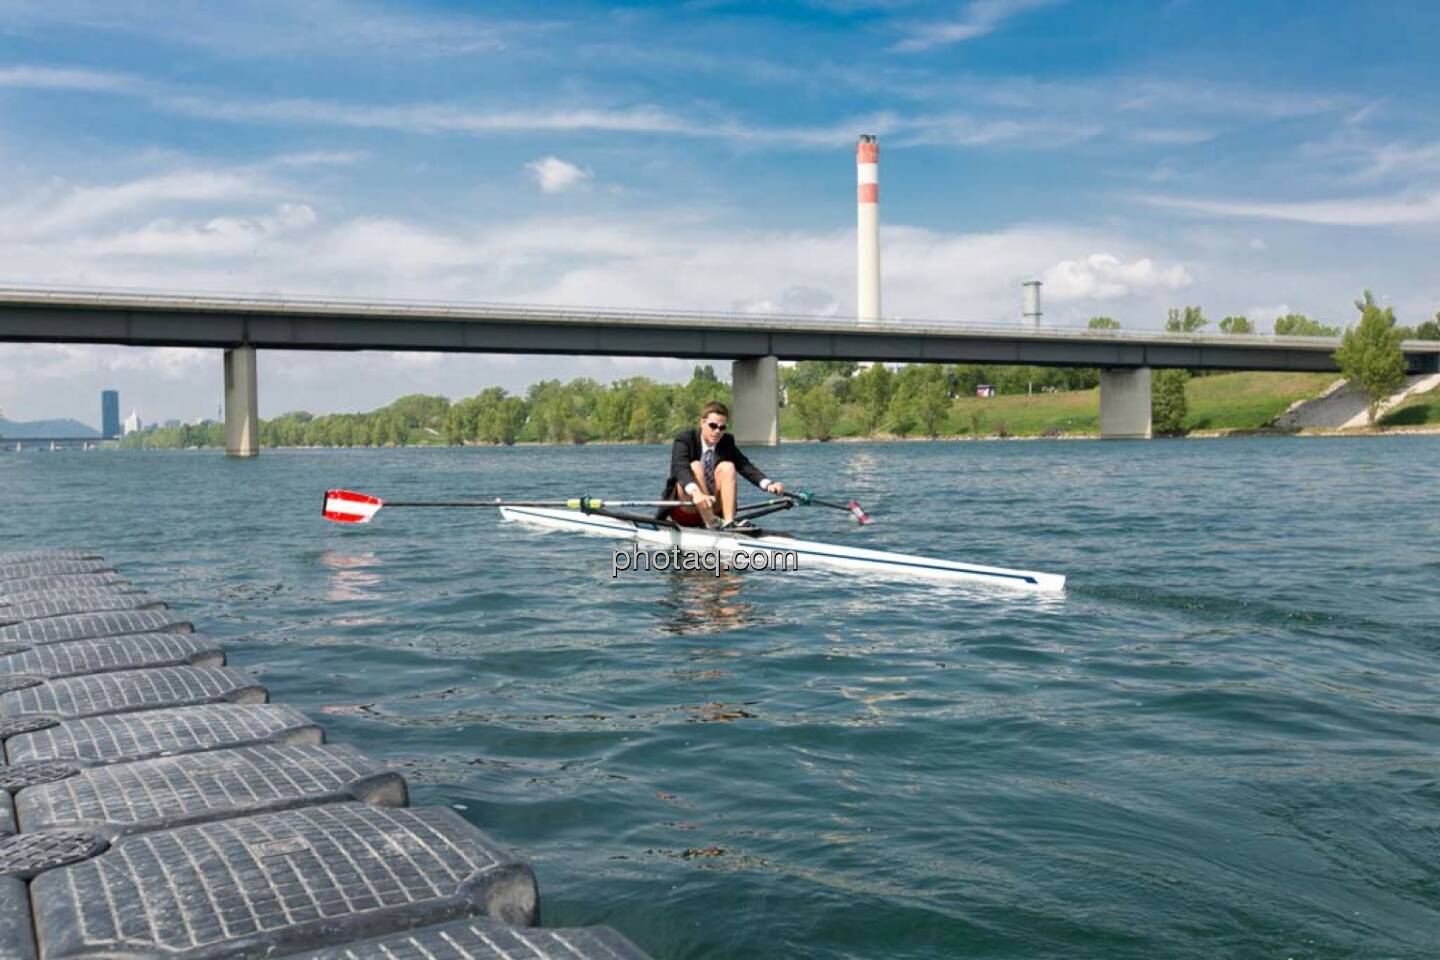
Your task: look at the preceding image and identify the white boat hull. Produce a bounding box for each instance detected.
[499,506,1065,593]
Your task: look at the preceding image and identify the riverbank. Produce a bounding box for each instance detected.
[107,370,1440,450]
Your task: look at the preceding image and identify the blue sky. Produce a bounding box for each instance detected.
[3,0,1439,424]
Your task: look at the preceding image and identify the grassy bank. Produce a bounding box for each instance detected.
[1184,372,1337,431]
[779,371,1337,440]
[1379,386,1440,427]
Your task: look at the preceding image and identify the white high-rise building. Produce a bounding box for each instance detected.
[122,410,142,435]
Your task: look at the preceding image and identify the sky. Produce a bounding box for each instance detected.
[3,0,1439,426]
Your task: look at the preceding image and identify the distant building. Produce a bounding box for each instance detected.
[163,419,181,429]
[122,410,142,435]
[101,390,120,438]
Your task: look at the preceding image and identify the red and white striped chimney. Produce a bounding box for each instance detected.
[856,135,881,324]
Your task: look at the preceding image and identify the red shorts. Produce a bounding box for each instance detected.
[666,505,707,528]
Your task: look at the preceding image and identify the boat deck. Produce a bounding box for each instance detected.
[0,550,651,960]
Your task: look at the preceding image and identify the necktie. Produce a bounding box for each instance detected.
[702,448,716,493]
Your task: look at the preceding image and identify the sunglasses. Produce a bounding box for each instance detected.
[703,421,728,431]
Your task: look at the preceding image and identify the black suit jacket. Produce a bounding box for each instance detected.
[658,429,769,509]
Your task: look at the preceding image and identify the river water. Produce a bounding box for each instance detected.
[2,438,1437,959]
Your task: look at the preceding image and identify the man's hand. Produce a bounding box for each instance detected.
[691,490,716,510]
[768,481,785,495]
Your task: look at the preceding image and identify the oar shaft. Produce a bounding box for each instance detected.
[384,498,689,509]
[785,491,872,524]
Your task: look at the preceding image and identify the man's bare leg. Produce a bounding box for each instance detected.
[715,461,737,522]
[688,462,722,528]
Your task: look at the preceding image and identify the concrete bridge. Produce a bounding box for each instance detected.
[4,286,1436,453]
[0,436,109,451]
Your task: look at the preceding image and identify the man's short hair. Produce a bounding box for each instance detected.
[701,401,730,420]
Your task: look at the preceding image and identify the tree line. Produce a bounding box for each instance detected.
[118,360,1097,449]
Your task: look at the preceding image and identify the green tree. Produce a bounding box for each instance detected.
[916,377,951,438]
[1152,369,1190,434]
[1219,315,1255,334]
[884,365,950,437]
[793,384,841,440]
[1087,316,1120,330]
[493,397,529,445]
[780,361,857,404]
[853,363,894,435]
[1165,306,1207,333]
[1334,290,1406,424]
[383,394,449,431]
[1412,312,1440,340]
[1273,313,1339,337]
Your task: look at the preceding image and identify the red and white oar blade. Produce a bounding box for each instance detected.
[323,489,384,524]
[847,500,872,525]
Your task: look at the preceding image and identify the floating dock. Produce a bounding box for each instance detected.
[0,550,650,959]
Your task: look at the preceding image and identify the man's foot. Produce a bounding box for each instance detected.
[719,517,754,530]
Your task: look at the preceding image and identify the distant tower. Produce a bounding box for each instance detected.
[101,389,120,439]
[857,135,881,325]
[1023,280,1042,329]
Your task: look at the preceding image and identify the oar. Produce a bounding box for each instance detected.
[787,490,872,525]
[322,488,687,524]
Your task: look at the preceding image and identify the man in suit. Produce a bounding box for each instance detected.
[661,401,785,528]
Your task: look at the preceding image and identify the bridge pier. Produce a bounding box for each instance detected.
[732,356,779,446]
[1099,367,1152,439]
[224,346,260,457]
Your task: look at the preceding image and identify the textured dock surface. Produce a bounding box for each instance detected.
[0,633,224,679]
[0,550,650,960]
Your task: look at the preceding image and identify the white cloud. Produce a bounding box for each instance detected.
[158,95,705,137]
[891,0,1057,53]
[0,65,140,93]
[1114,80,1346,121]
[88,204,318,257]
[895,113,1100,148]
[525,156,591,194]
[1298,128,1440,184]
[733,286,842,317]
[0,0,554,59]
[1141,190,1440,226]
[1245,304,1291,324]
[8,170,275,237]
[1355,140,1440,181]
[109,346,211,378]
[267,150,366,169]
[1127,128,1217,145]
[0,59,1359,160]
[1042,253,1193,301]
[0,343,210,384]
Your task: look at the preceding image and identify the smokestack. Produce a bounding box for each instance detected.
[1023,280,1042,329]
[857,135,881,324]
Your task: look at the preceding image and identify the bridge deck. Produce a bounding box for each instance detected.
[4,285,1437,373]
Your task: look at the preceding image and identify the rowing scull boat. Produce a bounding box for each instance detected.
[498,505,1065,592]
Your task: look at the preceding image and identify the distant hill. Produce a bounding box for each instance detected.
[0,417,100,439]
